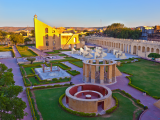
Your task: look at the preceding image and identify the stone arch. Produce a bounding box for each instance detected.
[142,46,145,52]
[138,46,141,50]
[133,46,137,54]
[151,48,154,52]
[147,47,150,52]
[156,49,159,54]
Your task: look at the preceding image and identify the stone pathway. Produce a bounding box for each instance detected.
[28,46,48,56]
[13,45,21,58]
[31,91,43,120]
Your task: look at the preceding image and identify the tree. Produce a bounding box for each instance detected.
[19,31,27,36]
[83,30,88,32]
[0,63,27,119]
[148,53,160,64]
[27,57,36,64]
[0,30,8,41]
[31,30,35,37]
[10,34,24,45]
[24,37,32,45]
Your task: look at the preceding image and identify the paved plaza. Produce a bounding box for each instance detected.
[62,50,139,61]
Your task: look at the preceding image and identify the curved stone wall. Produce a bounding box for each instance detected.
[65,83,112,113]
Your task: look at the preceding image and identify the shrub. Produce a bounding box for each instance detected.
[33,83,37,86]
[45,82,50,84]
[33,86,45,89]
[64,83,70,86]
[52,78,58,81]
[59,94,96,116]
[54,84,62,87]
[26,88,37,120]
[31,68,35,74]
[106,95,118,114]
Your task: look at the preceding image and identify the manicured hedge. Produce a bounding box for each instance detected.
[23,77,31,86]
[26,88,37,120]
[126,76,151,96]
[58,63,71,70]
[22,64,41,68]
[31,68,35,74]
[32,84,71,90]
[66,70,80,76]
[119,90,148,110]
[19,67,25,77]
[106,95,118,114]
[59,94,96,117]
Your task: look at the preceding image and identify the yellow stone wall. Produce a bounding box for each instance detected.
[34,16,81,50]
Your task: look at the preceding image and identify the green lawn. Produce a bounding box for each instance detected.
[118,59,160,97]
[24,76,70,86]
[0,46,12,51]
[24,66,41,75]
[70,61,83,68]
[17,46,37,57]
[33,87,139,120]
[50,57,79,63]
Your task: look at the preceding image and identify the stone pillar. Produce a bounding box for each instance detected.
[50,63,52,71]
[112,64,116,83]
[100,65,104,84]
[89,60,93,71]
[43,64,45,73]
[96,60,99,71]
[125,44,127,53]
[107,65,112,83]
[103,60,106,72]
[131,45,133,54]
[83,63,85,82]
[91,65,96,83]
[85,64,89,83]
[120,43,121,51]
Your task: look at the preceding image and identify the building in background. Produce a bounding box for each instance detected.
[34,15,83,50]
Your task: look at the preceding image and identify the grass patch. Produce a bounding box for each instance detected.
[118,59,160,97]
[70,61,83,68]
[58,54,67,56]
[24,76,71,86]
[32,87,140,120]
[0,46,12,51]
[17,46,37,57]
[50,56,79,63]
[24,66,41,75]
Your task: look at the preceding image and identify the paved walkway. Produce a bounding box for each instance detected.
[13,45,21,58]
[0,58,32,120]
[28,46,48,56]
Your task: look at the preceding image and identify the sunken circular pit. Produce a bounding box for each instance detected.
[65,83,112,113]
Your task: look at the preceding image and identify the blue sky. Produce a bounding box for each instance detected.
[0,0,160,27]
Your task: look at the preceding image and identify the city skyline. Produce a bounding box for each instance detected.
[0,0,160,28]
